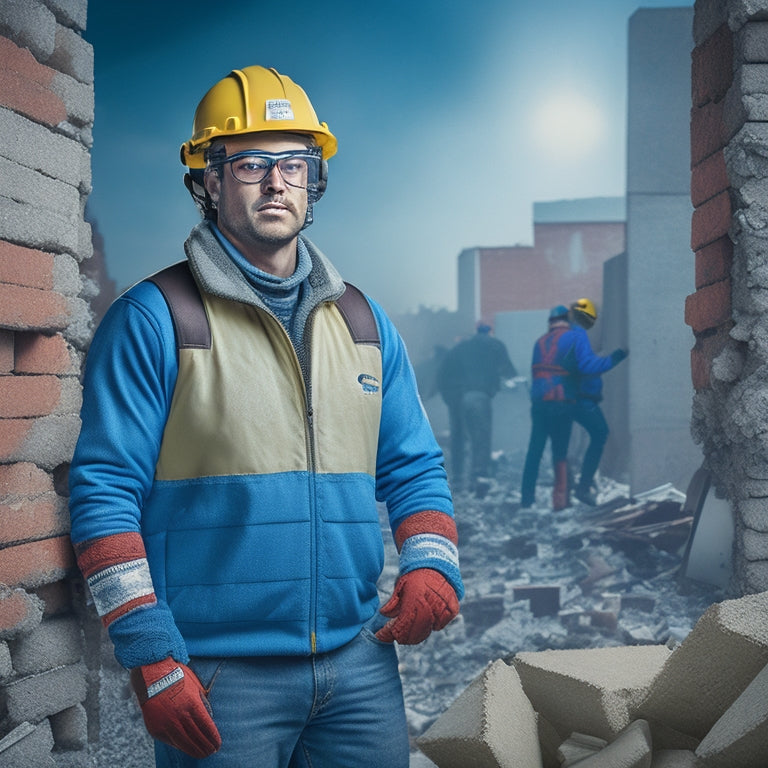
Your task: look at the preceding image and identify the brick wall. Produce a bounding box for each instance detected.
[687,0,768,594]
[0,1,98,765]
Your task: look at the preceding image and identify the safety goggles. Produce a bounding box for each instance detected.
[207,147,322,190]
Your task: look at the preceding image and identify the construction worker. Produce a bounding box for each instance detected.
[520,305,627,510]
[69,66,462,767]
[437,322,517,494]
[569,298,628,505]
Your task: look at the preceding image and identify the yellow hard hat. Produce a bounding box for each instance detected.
[571,298,598,326]
[180,66,337,169]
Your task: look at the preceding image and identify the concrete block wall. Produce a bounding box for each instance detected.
[0,0,98,765]
[686,0,768,595]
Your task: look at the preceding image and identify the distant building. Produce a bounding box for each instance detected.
[457,197,626,329]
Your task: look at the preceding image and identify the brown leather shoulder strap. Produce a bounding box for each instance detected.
[146,261,211,350]
[336,282,380,348]
[146,264,379,351]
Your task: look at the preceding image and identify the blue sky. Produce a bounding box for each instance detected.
[85,0,693,315]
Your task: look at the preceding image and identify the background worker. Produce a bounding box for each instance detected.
[569,298,628,505]
[520,306,576,511]
[437,322,517,494]
[521,304,627,510]
[69,65,463,767]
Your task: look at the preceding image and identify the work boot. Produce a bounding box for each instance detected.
[574,485,598,506]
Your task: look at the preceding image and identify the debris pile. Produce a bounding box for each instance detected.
[388,456,731,766]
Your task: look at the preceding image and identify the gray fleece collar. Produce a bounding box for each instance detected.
[183,220,346,312]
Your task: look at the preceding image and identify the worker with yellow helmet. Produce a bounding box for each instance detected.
[69,66,462,766]
[569,298,628,505]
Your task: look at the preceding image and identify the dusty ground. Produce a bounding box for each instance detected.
[88,455,725,766]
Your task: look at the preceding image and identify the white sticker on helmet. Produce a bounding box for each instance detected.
[265,99,294,121]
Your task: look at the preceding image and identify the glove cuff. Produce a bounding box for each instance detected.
[398,537,464,601]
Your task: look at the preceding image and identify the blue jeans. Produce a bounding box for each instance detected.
[520,401,574,506]
[154,617,408,768]
[573,399,609,490]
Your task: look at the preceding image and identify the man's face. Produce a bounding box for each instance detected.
[204,132,310,257]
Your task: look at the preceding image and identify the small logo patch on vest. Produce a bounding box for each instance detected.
[358,373,380,394]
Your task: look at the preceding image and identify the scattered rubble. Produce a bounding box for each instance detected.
[397,456,768,767]
[90,456,730,767]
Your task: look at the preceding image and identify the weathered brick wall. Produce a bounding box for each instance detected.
[0,1,98,764]
[687,0,768,594]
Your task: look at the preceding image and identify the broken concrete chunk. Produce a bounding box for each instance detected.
[650,750,699,767]
[557,732,607,766]
[637,591,768,741]
[512,646,671,741]
[536,713,563,768]
[417,659,542,768]
[562,720,652,767]
[694,659,768,768]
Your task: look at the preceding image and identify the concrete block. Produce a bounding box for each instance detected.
[694,660,768,767]
[512,646,672,741]
[650,751,698,768]
[0,0,56,62]
[417,659,543,768]
[52,253,82,297]
[4,661,87,726]
[0,156,81,223]
[0,197,80,256]
[0,107,86,187]
[537,713,562,768]
[50,702,87,750]
[0,720,55,767]
[0,283,70,332]
[737,21,768,62]
[49,71,93,127]
[558,720,652,768]
[0,640,12,680]
[9,616,83,675]
[46,24,93,85]
[0,414,81,470]
[43,0,87,32]
[637,591,768,740]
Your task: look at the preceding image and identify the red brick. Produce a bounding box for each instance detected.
[691,24,734,108]
[0,463,53,497]
[0,241,55,290]
[691,100,726,167]
[695,237,733,289]
[690,327,731,391]
[691,150,729,207]
[0,329,13,373]
[0,536,74,588]
[0,586,41,634]
[0,36,57,87]
[0,419,32,460]
[685,279,732,334]
[0,68,67,127]
[0,284,69,331]
[691,191,732,251]
[15,333,74,375]
[0,375,61,418]
[0,496,66,545]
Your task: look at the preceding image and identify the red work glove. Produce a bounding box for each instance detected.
[130,657,222,759]
[376,568,460,644]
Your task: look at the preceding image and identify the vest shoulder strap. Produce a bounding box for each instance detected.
[146,260,380,350]
[146,261,212,350]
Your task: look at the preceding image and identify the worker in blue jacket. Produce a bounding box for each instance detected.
[68,66,462,767]
[521,305,626,510]
[569,298,628,505]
